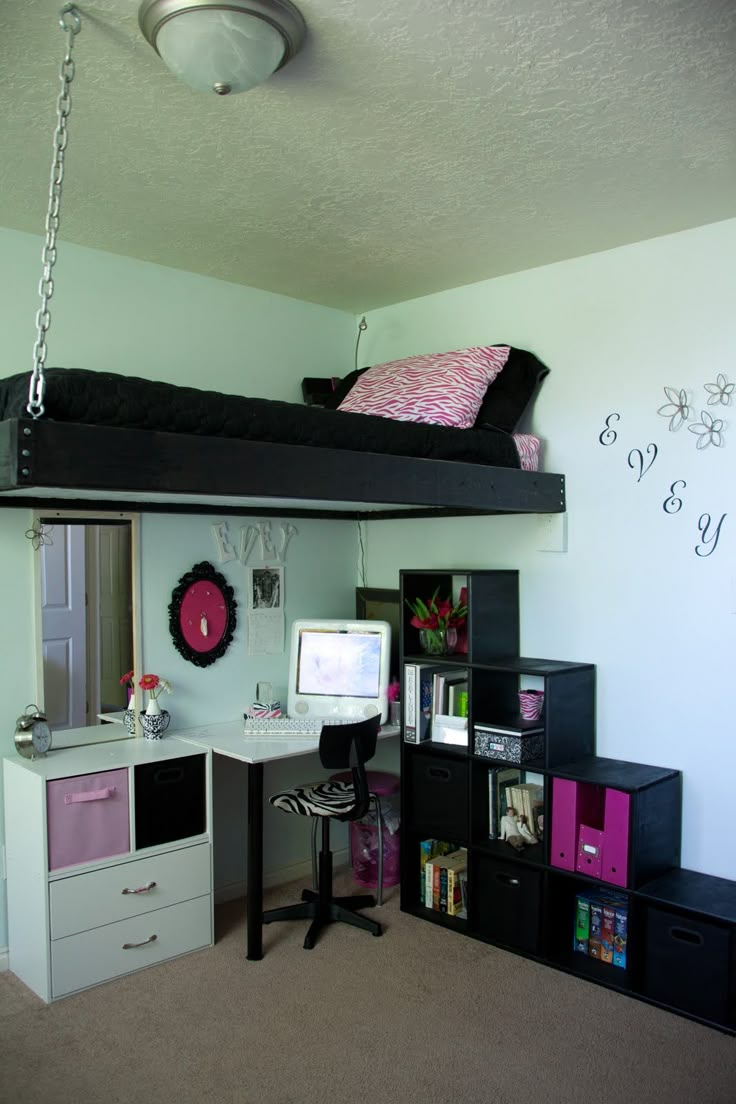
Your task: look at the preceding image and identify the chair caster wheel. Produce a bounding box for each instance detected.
[372,929,382,937]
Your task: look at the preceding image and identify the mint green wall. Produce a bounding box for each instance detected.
[361,218,736,881]
[0,229,362,951]
[0,227,354,398]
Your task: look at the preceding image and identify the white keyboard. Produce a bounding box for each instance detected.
[243,716,349,737]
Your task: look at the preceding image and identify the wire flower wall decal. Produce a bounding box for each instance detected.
[704,373,734,406]
[657,386,689,431]
[25,521,54,550]
[687,410,724,449]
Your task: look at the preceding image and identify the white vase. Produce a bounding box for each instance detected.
[146,697,162,716]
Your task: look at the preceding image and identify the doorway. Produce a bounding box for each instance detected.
[36,512,139,730]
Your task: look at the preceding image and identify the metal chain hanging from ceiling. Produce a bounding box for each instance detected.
[27,3,82,420]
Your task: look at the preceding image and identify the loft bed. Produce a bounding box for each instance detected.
[0,359,565,521]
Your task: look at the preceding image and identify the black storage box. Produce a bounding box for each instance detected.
[409,754,468,839]
[135,754,206,850]
[474,854,542,954]
[644,906,735,1025]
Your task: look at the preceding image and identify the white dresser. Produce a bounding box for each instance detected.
[3,731,213,1002]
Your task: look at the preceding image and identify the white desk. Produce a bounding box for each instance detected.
[172,719,399,961]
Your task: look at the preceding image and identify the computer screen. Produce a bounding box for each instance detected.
[287,619,391,723]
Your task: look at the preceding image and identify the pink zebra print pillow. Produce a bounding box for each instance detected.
[338,345,511,428]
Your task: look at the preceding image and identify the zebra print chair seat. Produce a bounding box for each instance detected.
[270,778,358,818]
[263,716,383,950]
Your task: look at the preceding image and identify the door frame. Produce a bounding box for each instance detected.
[32,509,143,726]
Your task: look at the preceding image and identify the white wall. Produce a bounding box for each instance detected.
[362,218,736,881]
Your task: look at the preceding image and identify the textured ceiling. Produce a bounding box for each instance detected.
[1,0,735,312]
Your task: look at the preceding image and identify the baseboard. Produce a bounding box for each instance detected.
[214,847,349,906]
[0,947,9,972]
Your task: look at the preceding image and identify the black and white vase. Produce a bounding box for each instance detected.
[140,699,170,740]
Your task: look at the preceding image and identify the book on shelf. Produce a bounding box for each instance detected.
[431,669,469,730]
[601,902,616,963]
[574,894,590,953]
[404,662,443,743]
[420,838,462,906]
[588,899,603,959]
[613,901,628,968]
[425,849,467,915]
[488,767,522,838]
[506,779,544,838]
[447,680,469,717]
[573,889,628,968]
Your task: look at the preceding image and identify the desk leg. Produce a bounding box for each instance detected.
[246,761,264,961]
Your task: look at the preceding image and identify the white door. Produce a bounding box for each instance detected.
[41,525,87,730]
[96,525,133,712]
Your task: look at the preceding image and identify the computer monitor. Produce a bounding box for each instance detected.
[287,619,391,724]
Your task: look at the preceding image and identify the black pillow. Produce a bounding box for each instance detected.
[474,347,550,433]
[321,367,369,410]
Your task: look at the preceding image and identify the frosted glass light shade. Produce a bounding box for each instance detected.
[155,9,285,94]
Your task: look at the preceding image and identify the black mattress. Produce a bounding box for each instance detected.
[0,368,521,470]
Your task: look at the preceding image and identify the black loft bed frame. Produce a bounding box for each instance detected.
[0,417,565,520]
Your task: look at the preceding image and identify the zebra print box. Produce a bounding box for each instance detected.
[473,726,544,764]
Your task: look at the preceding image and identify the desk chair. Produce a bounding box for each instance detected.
[310,783,384,905]
[262,716,383,950]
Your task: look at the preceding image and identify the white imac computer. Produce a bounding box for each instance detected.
[287,619,392,724]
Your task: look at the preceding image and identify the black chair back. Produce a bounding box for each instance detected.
[318,716,379,821]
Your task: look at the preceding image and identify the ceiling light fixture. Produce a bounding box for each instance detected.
[138,0,307,96]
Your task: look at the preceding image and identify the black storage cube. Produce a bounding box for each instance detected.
[409,754,468,839]
[135,754,206,849]
[475,855,542,954]
[644,906,734,1024]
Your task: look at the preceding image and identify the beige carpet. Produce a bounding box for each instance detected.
[1,871,734,1104]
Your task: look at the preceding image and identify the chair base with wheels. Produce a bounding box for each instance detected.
[267,816,381,949]
[262,716,383,951]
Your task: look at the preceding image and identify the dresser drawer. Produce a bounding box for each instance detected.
[51,894,212,998]
[50,843,211,939]
[47,768,130,871]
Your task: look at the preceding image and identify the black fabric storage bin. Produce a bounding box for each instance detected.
[475,855,542,954]
[409,754,468,838]
[135,755,206,849]
[644,906,734,1024]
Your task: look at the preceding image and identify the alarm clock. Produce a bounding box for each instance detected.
[15,705,53,759]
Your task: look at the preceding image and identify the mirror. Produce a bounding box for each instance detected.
[34,510,140,740]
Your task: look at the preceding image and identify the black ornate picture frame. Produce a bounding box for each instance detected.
[169,561,237,668]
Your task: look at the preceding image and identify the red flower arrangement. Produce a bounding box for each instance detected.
[405,588,467,655]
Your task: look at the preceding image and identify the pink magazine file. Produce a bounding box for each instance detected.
[47,768,130,871]
[576,824,604,878]
[601,787,630,886]
[549,777,579,870]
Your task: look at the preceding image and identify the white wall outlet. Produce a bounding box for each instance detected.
[537,513,568,553]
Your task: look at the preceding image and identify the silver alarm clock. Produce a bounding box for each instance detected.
[15,705,53,759]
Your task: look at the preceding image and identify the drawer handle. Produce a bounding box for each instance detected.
[64,786,115,805]
[154,766,185,785]
[495,873,520,887]
[121,880,157,896]
[122,934,158,950]
[427,767,451,782]
[669,926,704,946]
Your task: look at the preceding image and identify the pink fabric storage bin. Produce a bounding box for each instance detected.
[47,768,130,871]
